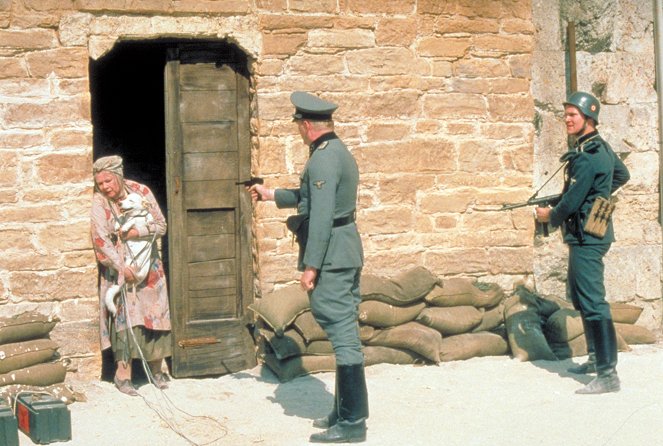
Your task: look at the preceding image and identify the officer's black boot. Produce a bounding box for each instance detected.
[313,378,338,429]
[568,319,596,374]
[310,364,368,443]
[575,319,620,394]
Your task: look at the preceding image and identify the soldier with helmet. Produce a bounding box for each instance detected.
[536,91,630,394]
[250,91,368,442]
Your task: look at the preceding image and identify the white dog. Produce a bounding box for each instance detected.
[105,193,155,316]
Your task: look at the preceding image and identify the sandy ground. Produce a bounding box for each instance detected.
[18,343,663,446]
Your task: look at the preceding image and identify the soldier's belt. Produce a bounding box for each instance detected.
[333,214,355,227]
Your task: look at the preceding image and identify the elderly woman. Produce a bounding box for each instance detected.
[91,155,172,396]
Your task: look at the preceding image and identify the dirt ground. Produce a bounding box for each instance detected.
[19,343,663,446]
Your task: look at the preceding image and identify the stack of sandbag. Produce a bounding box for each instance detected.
[0,312,79,404]
[418,279,510,362]
[252,267,513,381]
[505,286,656,361]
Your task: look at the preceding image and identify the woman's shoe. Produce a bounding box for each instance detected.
[153,372,170,390]
[114,376,138,396]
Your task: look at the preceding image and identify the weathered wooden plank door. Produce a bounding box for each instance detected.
[165,46,256,377]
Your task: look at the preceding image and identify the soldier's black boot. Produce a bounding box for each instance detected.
[310,364,368,443]
[576,319,620,394]
[568,319,596,374]
[313,379,338,429]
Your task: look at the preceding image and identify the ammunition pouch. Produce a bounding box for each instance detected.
[583,196,616,238]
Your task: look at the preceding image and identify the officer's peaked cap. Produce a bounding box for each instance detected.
[291,91,337,121]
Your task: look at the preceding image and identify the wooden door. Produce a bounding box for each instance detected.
[165,46,256,377]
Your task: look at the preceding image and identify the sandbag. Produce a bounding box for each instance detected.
[361,266,439,306]
[262,353,335,382]
[0,312,59,345]
[258,328,306,360]
[0,383,86,405]
[610,303,643,324]
[505,308,557,361]
[472,301,505,333]
[544,308,584,343]
[358,301,425,328]
[363,346,426,366]
[0,339,59,374]
[365,322,443,363]
[439,331,509,362]
[359,324,375,342]
[509,286,566,318]
[0,362,66,387]
[615,323,657,344]
[424,279,504,308]
[292,311,327,343]
[549,330,631,359]
[248,285,310,336]
[306,340,334,355]
[415,306,483,336]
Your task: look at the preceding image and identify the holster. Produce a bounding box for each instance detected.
[286,214,309,249]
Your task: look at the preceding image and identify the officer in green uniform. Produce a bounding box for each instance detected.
[536,91,630,394]
[250,91,368,443]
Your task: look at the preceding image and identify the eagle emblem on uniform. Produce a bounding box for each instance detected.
[314,180,326,189]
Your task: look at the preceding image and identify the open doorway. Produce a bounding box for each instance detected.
[89,40,257,381]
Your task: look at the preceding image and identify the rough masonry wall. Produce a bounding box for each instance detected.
[532,0,661,330]
[0,0,658,377]
[254,1,537,294]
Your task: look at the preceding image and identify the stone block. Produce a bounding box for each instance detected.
[455,58,511,79]
[487,94,534,121]
[38,221,92,252]
[10,268,98,301]
[36,152,92,185]
[289,0,336,14]
[418,37,471,58]
[425,248,489,275]
[346,47,427,76]
[423,92,486,119]
[0,29,57,50]
[0,58,29,79]
[25,48,89,78]
[376,18,417,46]
[262,32,307,56]
[307,29,374,49]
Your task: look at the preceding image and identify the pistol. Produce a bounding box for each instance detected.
[235,177,264,187]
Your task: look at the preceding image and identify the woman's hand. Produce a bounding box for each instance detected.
[121,227,140,241]
[124,266,137,284]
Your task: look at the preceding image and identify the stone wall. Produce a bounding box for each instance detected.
[532,0,662,330]
[0,0,658,377]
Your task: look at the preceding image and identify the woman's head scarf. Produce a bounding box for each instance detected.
[92,156,124,192]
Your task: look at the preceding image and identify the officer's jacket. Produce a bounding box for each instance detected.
[550,131,630,245]
[274,132,364,271]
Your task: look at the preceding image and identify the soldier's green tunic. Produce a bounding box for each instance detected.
[274,131,364,365]
[549,130,630,321]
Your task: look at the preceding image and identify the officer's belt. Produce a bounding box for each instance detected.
[332,213,355,227]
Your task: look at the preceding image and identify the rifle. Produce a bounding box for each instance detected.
[500,193,562,236]
[235,177,264,187]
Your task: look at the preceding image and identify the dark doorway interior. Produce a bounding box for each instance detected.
[90,41,171,382]
[89,39,251,382]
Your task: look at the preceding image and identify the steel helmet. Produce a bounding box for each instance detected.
[563,91,600,124]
